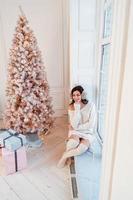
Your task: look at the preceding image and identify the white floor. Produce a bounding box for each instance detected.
[0,117,72,200]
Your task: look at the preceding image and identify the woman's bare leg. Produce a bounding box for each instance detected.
[80,138,90,148]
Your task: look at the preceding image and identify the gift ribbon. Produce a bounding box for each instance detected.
[14,150,18,172]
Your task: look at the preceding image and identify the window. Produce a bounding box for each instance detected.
[97,0,113,141]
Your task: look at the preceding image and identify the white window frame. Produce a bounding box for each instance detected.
[99,0,130,199]
[97,0,113,142]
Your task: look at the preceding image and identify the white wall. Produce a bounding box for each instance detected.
[0,0,69,118]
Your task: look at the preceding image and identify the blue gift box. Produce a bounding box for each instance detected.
[0,129,27,151]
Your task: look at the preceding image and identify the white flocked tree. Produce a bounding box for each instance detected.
[4,13,54,134]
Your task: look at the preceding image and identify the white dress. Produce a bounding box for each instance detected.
[68,101,97,145]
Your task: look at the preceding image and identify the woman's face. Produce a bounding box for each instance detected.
[72,90,82,103]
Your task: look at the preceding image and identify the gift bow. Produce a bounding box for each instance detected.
[3,130,24,148]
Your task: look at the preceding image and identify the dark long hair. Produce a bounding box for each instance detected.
[70,85,88,105]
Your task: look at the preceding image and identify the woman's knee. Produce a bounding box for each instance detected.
[66,136,80,151]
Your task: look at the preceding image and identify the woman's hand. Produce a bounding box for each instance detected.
[74,102,81,110]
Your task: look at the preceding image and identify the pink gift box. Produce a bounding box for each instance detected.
[2,146,27,175]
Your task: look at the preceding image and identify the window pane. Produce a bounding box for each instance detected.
[98,44,110,139]
[103,4,112,38]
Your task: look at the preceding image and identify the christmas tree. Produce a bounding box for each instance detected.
[4,14,54,134]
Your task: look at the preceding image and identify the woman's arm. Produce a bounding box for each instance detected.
[68,124,74,130]
[76,104,97,133]
[68,103,81,129]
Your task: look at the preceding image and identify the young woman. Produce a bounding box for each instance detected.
[57,85,97,168]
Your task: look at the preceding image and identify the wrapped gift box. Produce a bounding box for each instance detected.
[0,129,27,151]
[2,146,27,175]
